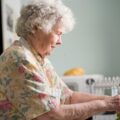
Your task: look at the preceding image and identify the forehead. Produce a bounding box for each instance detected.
[53,22,64,33]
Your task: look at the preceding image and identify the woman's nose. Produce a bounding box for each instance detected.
[56,37,62,45]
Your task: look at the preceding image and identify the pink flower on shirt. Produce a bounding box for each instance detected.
[38,93,47,99]
[18,65,26,73]
[33,73,43,83]
[48,98,58,109]
[0,100,12,110]
[50,99,58,107]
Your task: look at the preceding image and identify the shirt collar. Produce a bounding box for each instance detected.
[19,37,45,66]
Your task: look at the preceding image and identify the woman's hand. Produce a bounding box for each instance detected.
[114,95,120,112]
[104,95,120,112]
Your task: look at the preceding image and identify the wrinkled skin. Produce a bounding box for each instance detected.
[33,93,120,120]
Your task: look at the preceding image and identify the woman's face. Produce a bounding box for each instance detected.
[33,23,63,58]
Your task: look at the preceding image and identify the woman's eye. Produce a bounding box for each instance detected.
[57,33,62,35]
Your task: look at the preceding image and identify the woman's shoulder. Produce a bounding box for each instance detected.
[0,40,26,63]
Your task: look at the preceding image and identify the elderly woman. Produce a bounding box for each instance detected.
[0,0,120,120]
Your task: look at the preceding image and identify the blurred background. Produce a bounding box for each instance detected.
[1,0,120,119]
[0,0,120,76]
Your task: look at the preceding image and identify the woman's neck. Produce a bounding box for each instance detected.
[24,36,45,60]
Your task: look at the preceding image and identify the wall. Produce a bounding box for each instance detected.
[2,0,120,76]
[0,0,3,54]
[49,0,120,76]
[2,0,21,49]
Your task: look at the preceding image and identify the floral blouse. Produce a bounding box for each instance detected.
[0,38,72,120]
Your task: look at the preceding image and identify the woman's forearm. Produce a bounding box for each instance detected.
[69,91,108,104]
[60,100,108,120]
[34,94,120,120]
[45,99,111,120]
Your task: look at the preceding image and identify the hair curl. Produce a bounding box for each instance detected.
[15,0,75,37]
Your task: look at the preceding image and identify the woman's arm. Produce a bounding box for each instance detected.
[35,95,120,120]
[34,100,107,120]
[68,91,108,104]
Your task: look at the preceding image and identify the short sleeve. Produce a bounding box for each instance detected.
[3,58,60,120]
[43,59,73,104]
[58,75,73,102]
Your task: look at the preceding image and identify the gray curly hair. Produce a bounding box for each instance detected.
[15,0,75,37]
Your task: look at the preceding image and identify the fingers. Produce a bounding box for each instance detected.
[105,95,120,112]
[113,95,120,111]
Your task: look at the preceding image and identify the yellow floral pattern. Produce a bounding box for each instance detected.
[0,38,72,120]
